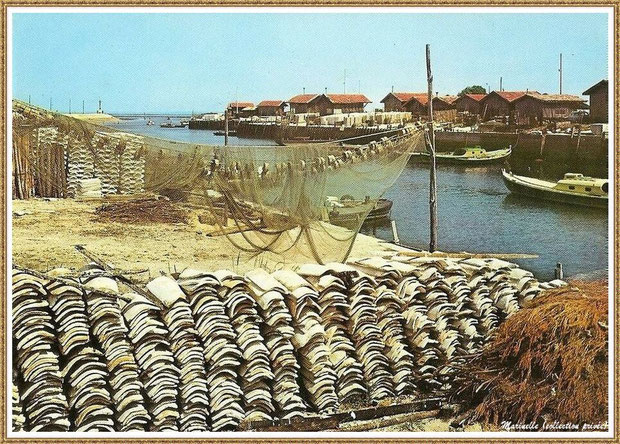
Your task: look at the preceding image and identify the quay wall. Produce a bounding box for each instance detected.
[236,122,405,144]
[435,131,608,177]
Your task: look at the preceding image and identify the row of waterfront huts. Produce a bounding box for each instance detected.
[227,79,608,124]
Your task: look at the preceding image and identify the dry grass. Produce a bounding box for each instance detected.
[451,280,608,428]
[94,197,189,224]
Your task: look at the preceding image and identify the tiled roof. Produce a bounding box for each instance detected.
[257,100,285,108]
[519,93,585,103]
[434,95,458,104]
[404,94,430,106]
[380,92,426,104]
[463,94,486,102]
[288,94,319,104]
[228,102,254,109]
[325,94,371,104]
[484,91,532,103]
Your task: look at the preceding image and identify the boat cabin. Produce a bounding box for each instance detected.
[554,173,608,196]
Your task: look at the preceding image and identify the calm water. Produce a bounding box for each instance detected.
[113,117,608,280]
[107,116,276,146]
[363,164,608,280]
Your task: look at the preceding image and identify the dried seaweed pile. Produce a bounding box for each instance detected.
[450,280,608,428]
[12,257,567,432]
[94,197,188,224]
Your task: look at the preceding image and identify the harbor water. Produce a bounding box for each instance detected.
[364,163,608,281]
[107,116,277,146]
[114,117,608,281]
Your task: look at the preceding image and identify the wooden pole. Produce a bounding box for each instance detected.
[426,44,438,252]
[224,109,229,146]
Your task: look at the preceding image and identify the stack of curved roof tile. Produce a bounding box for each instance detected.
[245,269,306,419]
[146,276,210,431]
[298,266,367,403]
[47,277,114,431]
[12,375,26,432]
[274,268,339,413]
[13,270,70,431]
[81,271,150,431]
[120,293,180,431]
[12,255,567,432]
[213,270,275,422]
[178,269,246,430]
[302,263,394,401]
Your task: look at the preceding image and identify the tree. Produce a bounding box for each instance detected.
[458,85,487,96]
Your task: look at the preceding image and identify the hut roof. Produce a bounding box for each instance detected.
[434,95,458,105]
[325,94,371,104]
[288,94,320,104]
[403,94,430,106]
[380,92,426,104]
[582,79,608,95]
[482,91,534,103]
[460,93,486,102]
[257,100,285,108]
[518,93,586,104]
[228,102,254,109]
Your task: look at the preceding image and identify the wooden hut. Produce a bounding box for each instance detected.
[380,92,424,112]
[310,94,371,115]
[583,80,608,123]
[287,94,320,114]
[454,94,486,114]
[227,102,255,118]
[432,95,458,111]
[256,100,287,117]
[403,94,430,116]
[513,93,587,125]
[479,91,533,120]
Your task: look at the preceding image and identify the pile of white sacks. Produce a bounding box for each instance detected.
[12,255,566,432]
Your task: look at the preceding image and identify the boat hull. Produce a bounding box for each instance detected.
[329,199,393,226]
[502,171,607,209]
[410,150,511,165]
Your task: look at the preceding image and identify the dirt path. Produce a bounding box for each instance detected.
[12,198,408,281]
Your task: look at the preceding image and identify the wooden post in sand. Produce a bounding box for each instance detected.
[426,44,438,252]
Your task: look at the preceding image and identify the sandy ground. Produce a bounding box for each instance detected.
[12,198,409,281]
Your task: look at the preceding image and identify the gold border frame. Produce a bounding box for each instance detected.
[1,3,617,443]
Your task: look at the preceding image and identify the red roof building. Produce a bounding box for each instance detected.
[479,91,537,120]
[454,93,487,113]
[381,92,426,112]
[287,93,371,115]
[256,100,287,116]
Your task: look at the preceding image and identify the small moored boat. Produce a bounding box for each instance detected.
[410,146,511,165]
[326,196,393,227]
[213,130,238,136]
[502,170,608,208]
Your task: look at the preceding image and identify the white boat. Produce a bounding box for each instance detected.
[502,170,608,208]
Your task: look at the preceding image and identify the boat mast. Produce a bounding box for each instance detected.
[426,44,438,252]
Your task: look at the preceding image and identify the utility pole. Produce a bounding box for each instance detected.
[28,94,31,104]
[82,100,85,114]
[559,53,563,94]
[69,99,71,114]
[426,44,438,252]
[500,76,503,92]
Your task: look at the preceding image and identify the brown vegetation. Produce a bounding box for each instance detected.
[94,197,189,224]
[451,280,608,429]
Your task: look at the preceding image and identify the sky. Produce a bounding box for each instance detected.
[11,10,610,114]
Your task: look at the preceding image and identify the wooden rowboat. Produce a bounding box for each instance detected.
[410,146,511,165]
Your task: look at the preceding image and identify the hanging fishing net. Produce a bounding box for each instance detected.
[12,99,426,264]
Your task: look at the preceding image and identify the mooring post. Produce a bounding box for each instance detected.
[426,44,438,252]
[555,262,564,280]
[391,220,400,244]
[224,109,229,146]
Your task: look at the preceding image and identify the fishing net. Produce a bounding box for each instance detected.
[12,100,426,264]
